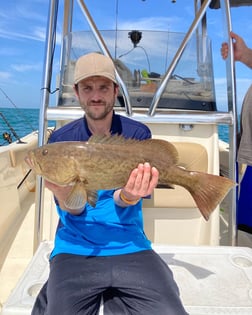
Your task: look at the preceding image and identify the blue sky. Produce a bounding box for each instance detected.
[0,0,251,112]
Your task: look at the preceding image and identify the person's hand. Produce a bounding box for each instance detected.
[45,180,83,214]
[221,42,229,60]
[221,31,249,62]
[114,162,159,206]
[230,31,249,62]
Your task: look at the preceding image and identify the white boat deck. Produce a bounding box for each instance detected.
[1,191,252,314]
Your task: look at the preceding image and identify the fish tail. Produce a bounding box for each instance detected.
[186,172,235,220]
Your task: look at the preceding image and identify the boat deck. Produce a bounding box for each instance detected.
[1,191,252,313]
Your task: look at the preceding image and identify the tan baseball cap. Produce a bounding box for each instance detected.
[74,52,117,85]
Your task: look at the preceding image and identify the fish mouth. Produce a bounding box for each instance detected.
[24,156,42,174]
[24,156,34,168]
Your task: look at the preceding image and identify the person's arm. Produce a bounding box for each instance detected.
[113,162,159,207]
[241,46,252,69]
[221,31,252,69]
[45,162,159,212]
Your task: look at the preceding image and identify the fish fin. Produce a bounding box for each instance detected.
[88,135,179,163]
[186,173,235,220]
[87,190,98,207]
[64,182,87,210]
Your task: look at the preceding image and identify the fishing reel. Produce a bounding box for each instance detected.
[2,132,12,144]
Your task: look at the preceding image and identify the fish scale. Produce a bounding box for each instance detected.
[25,134,235,220]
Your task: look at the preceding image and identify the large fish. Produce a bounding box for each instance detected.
[25,135,235,220]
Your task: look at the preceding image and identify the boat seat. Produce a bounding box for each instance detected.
[142,124,220,246]
[143,142,208,209]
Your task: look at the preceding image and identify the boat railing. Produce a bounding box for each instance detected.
[47,107,233,125]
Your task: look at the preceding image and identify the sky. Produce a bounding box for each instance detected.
[0,0,251,113]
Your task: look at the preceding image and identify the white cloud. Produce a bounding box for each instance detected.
[118,16,183,32]
[0,1,48,43]
[11,63,42,72]
[0,71,11,79]
[0,26,61,45]
[0,29,45,42]
[33,27,62,45]
[0,71,12,81]
[33,27,47,42]
[15,5,46,24]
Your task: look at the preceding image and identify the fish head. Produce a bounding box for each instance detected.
[25,149,43,174]
[25,143,77,185]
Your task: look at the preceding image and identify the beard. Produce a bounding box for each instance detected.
[81,97,115,121]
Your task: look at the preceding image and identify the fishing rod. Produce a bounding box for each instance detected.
[0,87,36,132]
[0,112,25,144]
[17,169,32,189]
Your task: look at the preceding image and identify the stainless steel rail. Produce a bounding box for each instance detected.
[47,107,234,125]
[221,0,238,246]
[34,0,59,251]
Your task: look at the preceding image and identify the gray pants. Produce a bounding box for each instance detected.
[31,250,188,315]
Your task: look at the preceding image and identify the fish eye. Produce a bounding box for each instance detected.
[42,149,48,156]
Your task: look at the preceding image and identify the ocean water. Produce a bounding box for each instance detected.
[0,108,55,146]
[0,107,229,146]
[218,124,229,142]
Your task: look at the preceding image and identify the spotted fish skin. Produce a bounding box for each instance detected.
[25,135,235,220]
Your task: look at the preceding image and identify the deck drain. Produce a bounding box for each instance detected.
[231,255,252,268]
[28,283,43,297]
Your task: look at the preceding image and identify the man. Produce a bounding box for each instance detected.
[221,32,252,234]
[32,52,188,315]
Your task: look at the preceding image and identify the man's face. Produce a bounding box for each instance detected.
[75,76,118,120]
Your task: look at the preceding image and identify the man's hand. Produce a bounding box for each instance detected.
[45,180,83,214]
[221,31,252,68]
[114,162,159,206]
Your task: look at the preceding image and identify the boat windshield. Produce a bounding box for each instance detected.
[58,30,216,111]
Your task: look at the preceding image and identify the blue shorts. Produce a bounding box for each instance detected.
[31,250,188,315]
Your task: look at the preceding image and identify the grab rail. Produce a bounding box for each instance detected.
[47,107,234,125]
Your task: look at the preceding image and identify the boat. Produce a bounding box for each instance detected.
[1,0,252,314]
